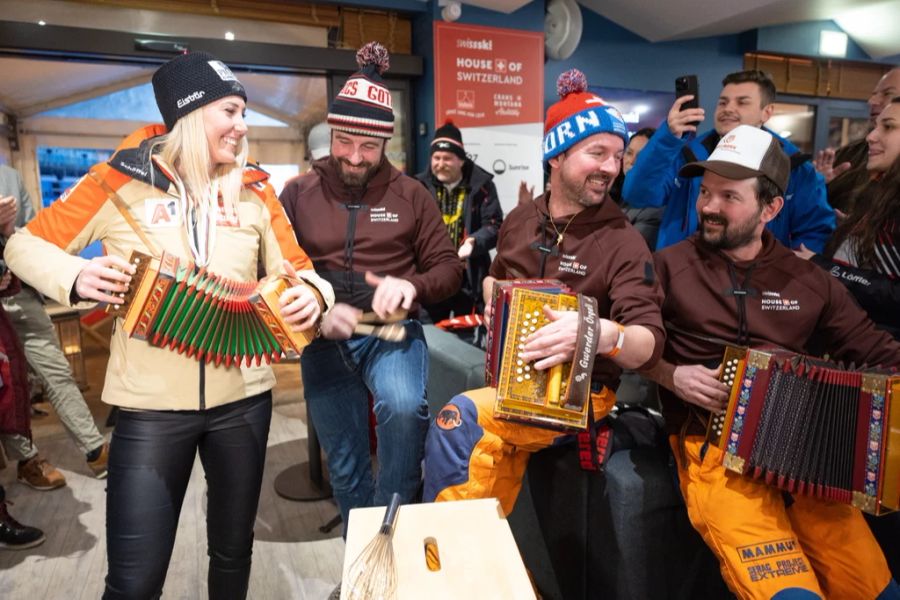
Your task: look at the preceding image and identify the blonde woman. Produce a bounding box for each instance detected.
[4,53,333,599]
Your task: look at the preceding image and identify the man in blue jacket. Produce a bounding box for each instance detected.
[623,69,834,251]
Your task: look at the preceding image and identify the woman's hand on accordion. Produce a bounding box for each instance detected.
[278,284,322,333]
[74,255,135,304]
[672,364,729,413]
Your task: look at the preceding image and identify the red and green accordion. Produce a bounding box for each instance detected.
[709,346,900,515]
[106,250,315,367]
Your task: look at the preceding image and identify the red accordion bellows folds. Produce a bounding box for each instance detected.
[708,346,900,515]
[106,250,316,367]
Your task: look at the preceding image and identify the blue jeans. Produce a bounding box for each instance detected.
[301,321,429,532]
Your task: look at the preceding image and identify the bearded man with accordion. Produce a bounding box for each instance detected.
[644,124,900,600]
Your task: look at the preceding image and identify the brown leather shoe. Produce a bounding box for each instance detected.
[17,456,66,491]
[87,442,109,479]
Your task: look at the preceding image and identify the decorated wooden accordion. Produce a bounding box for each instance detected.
[105,250,316,367]
[707,346,900,515]
[485,280,599,432]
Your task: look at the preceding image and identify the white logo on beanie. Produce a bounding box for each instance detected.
[208,60,237,82]
[177,90,206,109]
[337,78,393,110]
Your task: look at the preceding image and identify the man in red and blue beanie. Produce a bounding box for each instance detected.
[424,70,686,599]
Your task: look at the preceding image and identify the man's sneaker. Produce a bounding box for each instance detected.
[87,442,109,479]
[0,502,45,550]
[17,456,66,491]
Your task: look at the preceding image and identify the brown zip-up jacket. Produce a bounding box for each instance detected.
[655,231,900,434]
[489,193,665,389]
[280,157,462,313]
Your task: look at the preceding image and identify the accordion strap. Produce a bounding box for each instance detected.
[564,294,601,410]
[89,171,161,258]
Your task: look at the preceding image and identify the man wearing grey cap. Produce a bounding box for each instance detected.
[643,125,900,599]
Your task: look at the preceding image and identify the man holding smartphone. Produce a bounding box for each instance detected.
[623,69,834,252]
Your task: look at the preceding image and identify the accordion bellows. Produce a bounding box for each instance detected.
[106,251,316,367]
[709,346,900,515]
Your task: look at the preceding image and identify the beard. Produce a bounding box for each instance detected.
[699,210,761,251]
[333,155,380,188]
[559,169,614,208]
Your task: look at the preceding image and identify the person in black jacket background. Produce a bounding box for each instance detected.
[797,98,900,338]
[796,96,900,579]
[415,121,503,345]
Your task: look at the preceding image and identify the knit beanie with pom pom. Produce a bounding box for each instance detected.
[327,41,394,138]
[543,69,628,163]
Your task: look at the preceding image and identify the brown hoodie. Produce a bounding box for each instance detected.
[280,157,463,312]
[490,193,665,389]
[655,230,900,434]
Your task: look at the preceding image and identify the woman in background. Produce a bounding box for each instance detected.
[796,96,900,578]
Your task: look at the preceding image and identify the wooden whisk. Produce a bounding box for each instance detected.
[345,493,402,600]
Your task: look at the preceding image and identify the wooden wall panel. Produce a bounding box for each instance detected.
[745,52,889,100]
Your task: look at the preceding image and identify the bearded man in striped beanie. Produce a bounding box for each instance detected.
[279,42,462,537]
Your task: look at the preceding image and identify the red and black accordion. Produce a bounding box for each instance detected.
[106,250,316,367]
[485,280,598,432]
[708,346,900,515]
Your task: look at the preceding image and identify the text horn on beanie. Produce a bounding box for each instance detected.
[327,42,395,139]
[431,120,466,160]
[152,51,247,130]
[542,68,628,164]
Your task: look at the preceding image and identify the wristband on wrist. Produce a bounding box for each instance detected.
[601,322,626,358]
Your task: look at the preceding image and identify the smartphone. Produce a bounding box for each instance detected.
[675,75,699,109]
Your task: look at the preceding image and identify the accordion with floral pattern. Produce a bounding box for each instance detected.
[708,346,900,515]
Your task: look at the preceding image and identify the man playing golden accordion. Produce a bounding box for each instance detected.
[423,70,668,597]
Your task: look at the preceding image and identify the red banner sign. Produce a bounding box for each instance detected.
[434,22,544,128]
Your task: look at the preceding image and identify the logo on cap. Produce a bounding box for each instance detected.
[208,60,237,82]
[177,90,206,109]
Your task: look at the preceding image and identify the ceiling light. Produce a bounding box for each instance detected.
[819,30,848,58]
[38,20,46,26]
[225,31,235,41]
